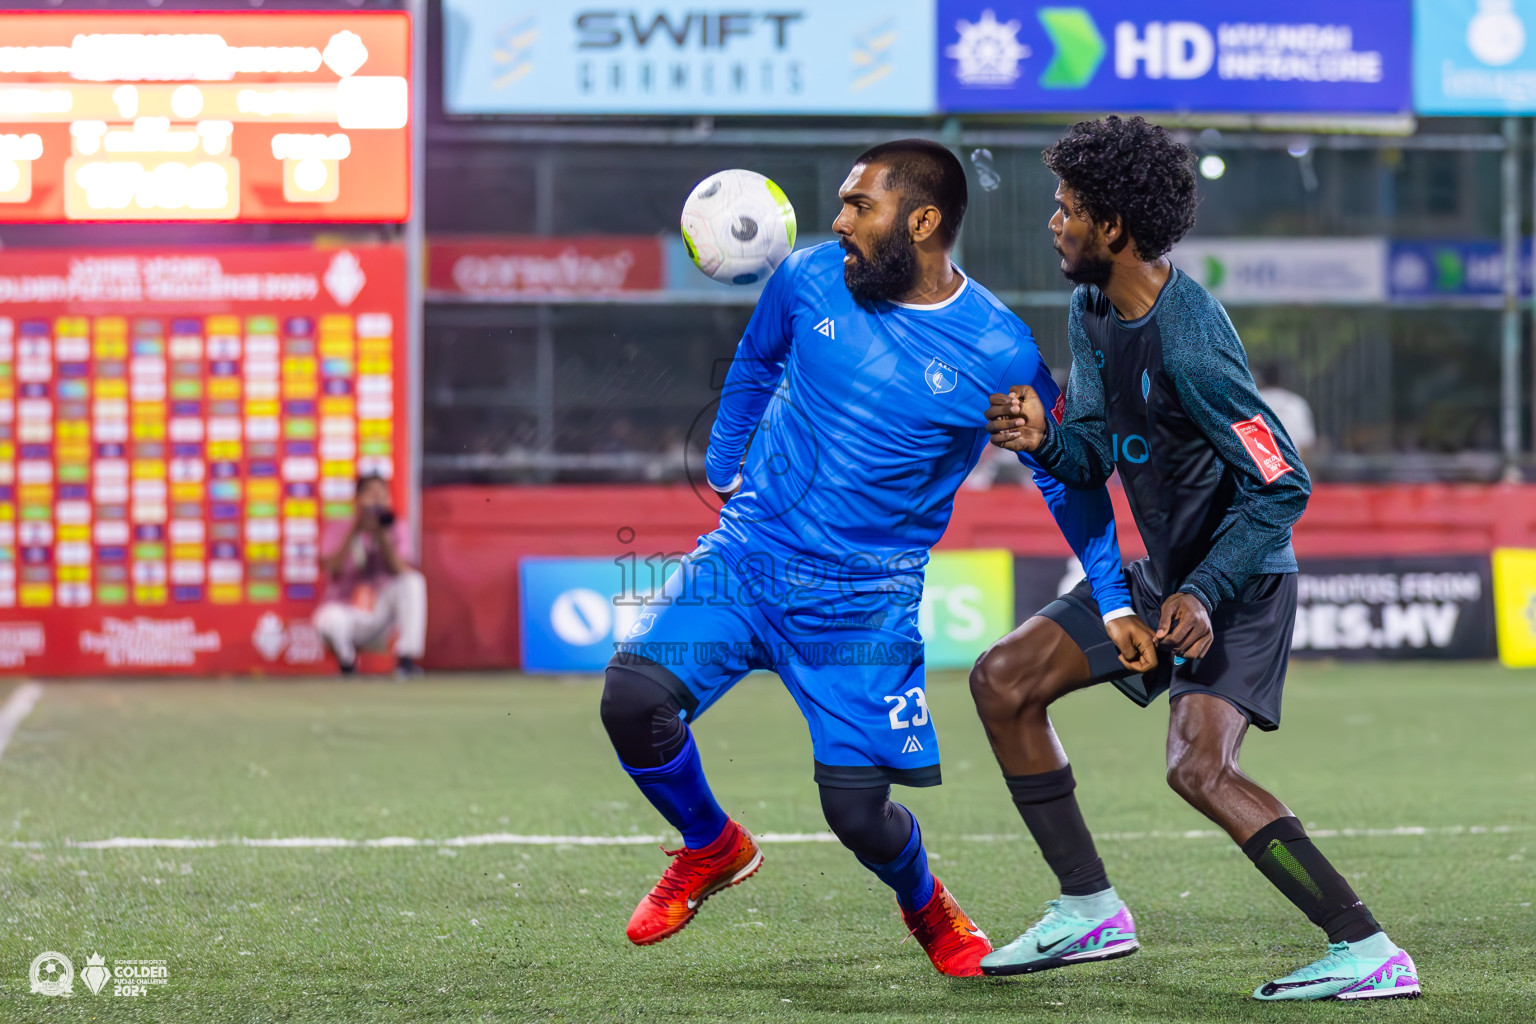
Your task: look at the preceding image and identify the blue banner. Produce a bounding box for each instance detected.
[1388,239,1534,299]
[444,0,936,115]
[1413,0,1536,113]
[520,556,645,672]
[937,1,1411,113]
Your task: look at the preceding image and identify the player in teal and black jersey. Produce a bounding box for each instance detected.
[973,117,1420,1001]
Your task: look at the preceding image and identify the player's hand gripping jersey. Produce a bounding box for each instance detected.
[1032,268,1311,612]
[704,241,1129,606]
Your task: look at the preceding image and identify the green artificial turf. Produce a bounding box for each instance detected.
[0,663,1531,1022]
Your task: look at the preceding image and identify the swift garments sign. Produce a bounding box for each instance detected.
[0,244,409,676]
[442,0,936,114]
[0,12,410,222]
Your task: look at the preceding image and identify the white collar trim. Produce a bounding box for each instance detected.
[891,266,969,310]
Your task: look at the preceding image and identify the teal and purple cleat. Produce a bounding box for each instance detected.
[979,897,1139,976]
[1254,934,1421,1001]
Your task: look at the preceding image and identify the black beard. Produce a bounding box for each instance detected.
[842,227,918,307]
[1058,244,1114,286]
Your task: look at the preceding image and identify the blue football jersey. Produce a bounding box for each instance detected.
[704,241,1129,612]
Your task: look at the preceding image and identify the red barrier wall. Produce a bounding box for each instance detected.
[420,483,1536,669]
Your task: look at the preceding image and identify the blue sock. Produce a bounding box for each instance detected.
[621,729,729,849]
[858,809,935,912]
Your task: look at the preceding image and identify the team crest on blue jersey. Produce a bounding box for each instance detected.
[925,358,958,395]
[1142,368,1150,401]
[626,613,657,639]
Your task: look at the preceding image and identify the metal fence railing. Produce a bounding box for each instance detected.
[422,124,1532,485]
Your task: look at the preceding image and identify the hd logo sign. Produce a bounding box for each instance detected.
[937,0,1411,114]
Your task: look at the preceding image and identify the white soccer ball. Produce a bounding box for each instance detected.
[680,169,797,286]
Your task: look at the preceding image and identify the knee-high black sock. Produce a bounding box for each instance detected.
[1005,765,1110,896]
[1242,816,1381,944]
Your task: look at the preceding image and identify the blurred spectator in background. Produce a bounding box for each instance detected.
[1255,361,1317,461]
[314,473,426,679]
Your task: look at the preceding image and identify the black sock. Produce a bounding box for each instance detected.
[1242,816,1381,944]
[1004,765,1110,896]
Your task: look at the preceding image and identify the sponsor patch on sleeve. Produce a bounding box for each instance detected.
[1230,414,1293,484]
[1051,392,1066,425]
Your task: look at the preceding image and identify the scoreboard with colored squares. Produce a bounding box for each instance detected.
[0,11,410,222]
[0,244,408,675]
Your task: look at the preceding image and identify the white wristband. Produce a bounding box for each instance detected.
[1102,606,1138,625]
[708,473,742,494]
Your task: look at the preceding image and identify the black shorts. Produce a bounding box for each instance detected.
[1037,559,1297,731]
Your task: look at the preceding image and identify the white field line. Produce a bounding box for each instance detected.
[0,682,42,764]
[2,823,1527,852]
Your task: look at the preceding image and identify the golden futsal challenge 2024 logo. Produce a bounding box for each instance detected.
[29,950,169,997]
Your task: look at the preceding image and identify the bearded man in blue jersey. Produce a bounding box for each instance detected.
[599,139,1159,976]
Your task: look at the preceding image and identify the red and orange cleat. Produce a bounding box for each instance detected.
[625,819,763,946]
[900,877,994,977]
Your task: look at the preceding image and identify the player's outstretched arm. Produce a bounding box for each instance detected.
[1029,453,1158,672]
[989,293,1114,488]
[1012,360,1157,673]
[704,255,799,497]
[1166,319,1312,612]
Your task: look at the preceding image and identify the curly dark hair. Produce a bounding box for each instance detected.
[1042,116,1197,262]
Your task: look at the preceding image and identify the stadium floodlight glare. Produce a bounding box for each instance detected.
[1199,154,1226,180]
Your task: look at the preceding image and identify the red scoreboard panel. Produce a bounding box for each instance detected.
[0,12,410,222]
[0,244,409,675]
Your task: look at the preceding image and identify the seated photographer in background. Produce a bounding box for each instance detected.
[313,473,426,678]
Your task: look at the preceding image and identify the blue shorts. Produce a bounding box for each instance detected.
[609,543,940,788]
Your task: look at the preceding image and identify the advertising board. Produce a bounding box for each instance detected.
[939,1,1411,113]
[443,0,935,115]
[0,244,409,675]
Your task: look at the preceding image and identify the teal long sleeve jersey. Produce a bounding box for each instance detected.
[1032,268,1312,612]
